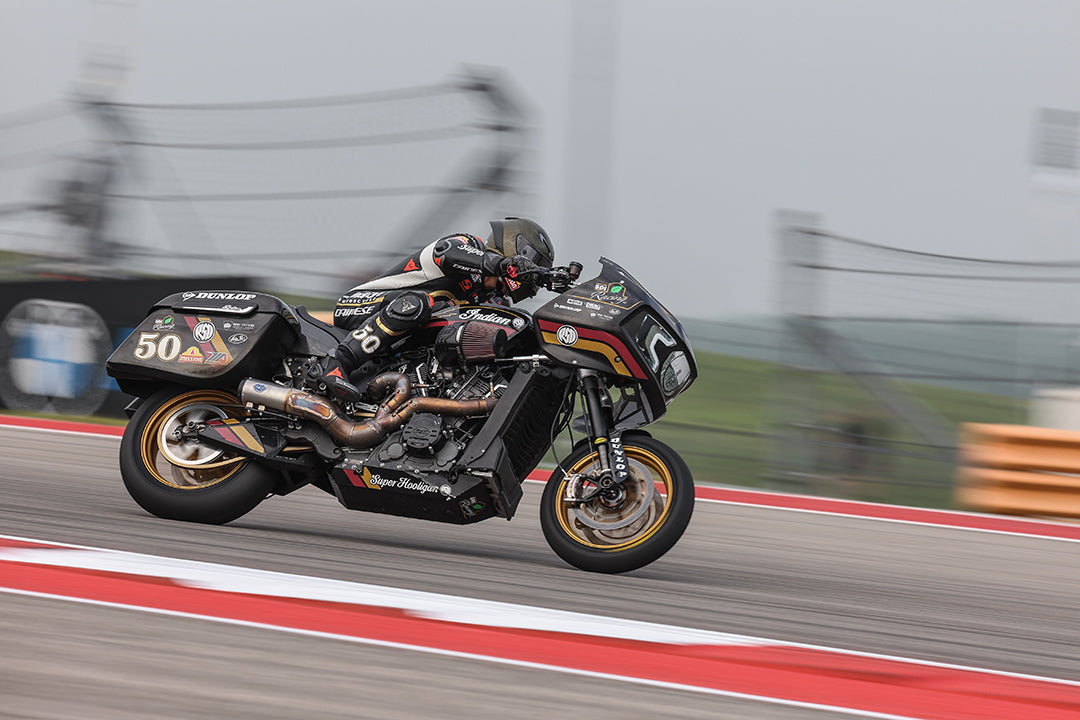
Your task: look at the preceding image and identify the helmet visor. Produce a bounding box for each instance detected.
[511,232,554,268]
[516,241,542,263]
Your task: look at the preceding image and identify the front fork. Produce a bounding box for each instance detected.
[564,370,629,505]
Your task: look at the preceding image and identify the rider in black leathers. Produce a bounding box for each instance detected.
[310,217,555,403]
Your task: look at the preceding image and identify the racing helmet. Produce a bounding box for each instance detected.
[486,217,555,302]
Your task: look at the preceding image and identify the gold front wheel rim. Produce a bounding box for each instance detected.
[139,390,247,489]
[555,446,675,551]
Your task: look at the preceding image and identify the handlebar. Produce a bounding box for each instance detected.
[533,261,582,292]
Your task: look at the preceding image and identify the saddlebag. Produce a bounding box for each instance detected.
[106,291,299,397]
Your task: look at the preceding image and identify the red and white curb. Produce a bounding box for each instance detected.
[2,535,1079,720]
[0,415,126,437]
[3,414,1080,542]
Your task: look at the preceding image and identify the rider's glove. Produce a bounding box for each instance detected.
[499,254,537,280]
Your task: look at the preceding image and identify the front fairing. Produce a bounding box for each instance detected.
[533,257,697,421]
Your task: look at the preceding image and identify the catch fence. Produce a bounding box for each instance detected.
[0,68,535,297]
[764,210,1080,506]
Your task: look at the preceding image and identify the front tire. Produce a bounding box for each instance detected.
[540,435,694,573]
[119,386,277,524]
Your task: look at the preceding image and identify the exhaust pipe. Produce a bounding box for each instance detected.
[238,373,497,449]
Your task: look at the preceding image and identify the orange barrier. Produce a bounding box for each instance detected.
[955,423,1080,518]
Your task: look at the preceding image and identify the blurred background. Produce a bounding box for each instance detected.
[2,0,1080,507]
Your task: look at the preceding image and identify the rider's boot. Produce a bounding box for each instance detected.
[307,354,363,404]
[312,291,433,403]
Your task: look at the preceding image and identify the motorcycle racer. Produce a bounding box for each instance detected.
[310,217,555,403]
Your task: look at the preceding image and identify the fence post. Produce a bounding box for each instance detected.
[766,209,824,491]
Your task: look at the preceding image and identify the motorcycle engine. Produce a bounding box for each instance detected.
[368,353,509,473]
[400,413,445,456]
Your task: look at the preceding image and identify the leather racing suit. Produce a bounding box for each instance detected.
[313,233,534,402]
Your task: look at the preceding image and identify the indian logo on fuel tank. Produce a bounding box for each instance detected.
[458,308,514,326]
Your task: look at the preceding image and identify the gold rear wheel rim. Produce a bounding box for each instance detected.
[139,390,248,489]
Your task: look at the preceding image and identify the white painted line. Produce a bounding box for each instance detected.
[0,586,927,720]
[3,533,1077,689]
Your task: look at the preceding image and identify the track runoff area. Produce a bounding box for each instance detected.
[3,416,1079,719]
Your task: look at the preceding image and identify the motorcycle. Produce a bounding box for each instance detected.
[105,257,698,573]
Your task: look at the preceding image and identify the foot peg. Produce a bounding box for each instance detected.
[306,359,362,404]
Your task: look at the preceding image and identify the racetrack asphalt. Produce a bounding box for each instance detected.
[0,421,1077,718]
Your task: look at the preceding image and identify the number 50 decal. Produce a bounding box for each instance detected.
[134,332,182,361]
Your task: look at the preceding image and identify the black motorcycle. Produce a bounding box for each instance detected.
[105,257,698,573]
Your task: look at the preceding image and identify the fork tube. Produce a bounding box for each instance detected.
[578,370,613,477]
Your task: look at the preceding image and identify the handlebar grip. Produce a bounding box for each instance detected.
[537,262,582,292]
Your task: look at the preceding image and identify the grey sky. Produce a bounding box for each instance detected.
[3,1,1080,319]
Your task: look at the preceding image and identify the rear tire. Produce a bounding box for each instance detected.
[119,386,277,524]
[540,435,694,573]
